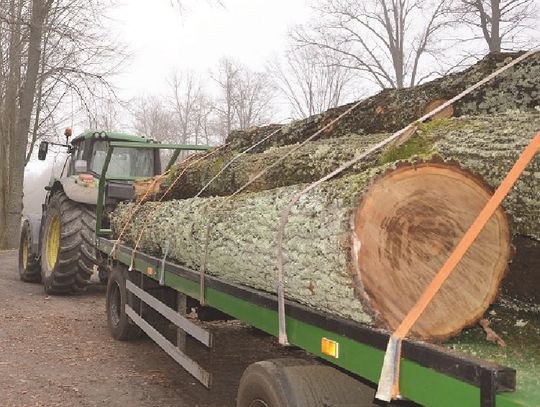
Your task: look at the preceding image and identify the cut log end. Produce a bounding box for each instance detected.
[133,175,166,202]
[351,163,511,341]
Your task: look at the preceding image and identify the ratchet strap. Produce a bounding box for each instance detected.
[376,131,540,402]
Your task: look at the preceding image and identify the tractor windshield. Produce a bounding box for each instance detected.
[90,140,154,178]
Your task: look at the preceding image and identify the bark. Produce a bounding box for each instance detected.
[0,0,51,249]
[0,0,23,249]
[502,236,540,303]
[157,112,540,242]
[113,161,511,341]
[159,132,387,199]
[225,51,540,152]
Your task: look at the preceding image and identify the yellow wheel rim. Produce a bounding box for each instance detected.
[46,215,61,271]
[22,236,29,270]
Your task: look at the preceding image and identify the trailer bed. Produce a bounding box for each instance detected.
[98,237,535,407]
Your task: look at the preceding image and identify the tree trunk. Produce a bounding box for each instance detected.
[0,0,23,249]
[225,51,539,152]
[151,113,540,242]
[489,0,501,53]
[0,0,50,249]
[113,161,511,341]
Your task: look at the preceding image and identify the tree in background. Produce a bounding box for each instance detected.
[169,71,217,145]
[232,68,275,130]
[458,0,538,52]
[212,58,239,137]
[295,0,455,89]
[27,0,126,157]
[212,58,275,141]
[269,45,355,119]
[86,99,121,131]
[130,95,179,143]
[0,0,124,249]
[0,0,54,249]
[130,61,275,146]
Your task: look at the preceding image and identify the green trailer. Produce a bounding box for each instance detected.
[94,142,536,407]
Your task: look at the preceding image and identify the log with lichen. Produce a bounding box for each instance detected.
[113,158,512,341]
[226,51,540,152]
[151,113,540,242]
[114,53,540,340]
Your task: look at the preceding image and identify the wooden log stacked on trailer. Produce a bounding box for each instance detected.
[146,51,540,201]
[225,51,540,151]
[113,53,540,341]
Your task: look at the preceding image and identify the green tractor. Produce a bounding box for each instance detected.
[19,128,207,294]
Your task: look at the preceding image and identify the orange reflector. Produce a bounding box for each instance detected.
[321,337,339,358]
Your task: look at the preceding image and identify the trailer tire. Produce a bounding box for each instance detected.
[237,359,295,407]
[18,220,41,283]
[40,191,96,294]
[106,266,140,341]
[237,359,377,407]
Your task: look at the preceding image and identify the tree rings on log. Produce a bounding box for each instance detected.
[351,162,511,340]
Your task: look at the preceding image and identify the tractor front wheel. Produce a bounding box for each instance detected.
[40,191,97,294]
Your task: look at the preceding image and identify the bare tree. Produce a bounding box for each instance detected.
[0,0,54,249]
[190,93,217,145]
[25,0,127,160]
[130,95,179,143]
[269,45,354,118]
[169,70,212,144]
[458,0,538,52]
[212,58,239,137]
[233,69,275,130]
[0,0,125,248]
[213,58,275,140]
[296,0,454,89]
[86,98,121,131]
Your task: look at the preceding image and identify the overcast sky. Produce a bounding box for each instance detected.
[109,0,311,100]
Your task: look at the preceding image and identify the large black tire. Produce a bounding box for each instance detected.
[18,219,41,283]
[236,359,378,407]
[40,191,97,294]
[106,266,140,340]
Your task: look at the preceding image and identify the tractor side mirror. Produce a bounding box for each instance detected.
[38,141,49,161]
[74,159,88,173]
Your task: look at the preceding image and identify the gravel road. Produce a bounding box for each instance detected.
[0,250,307,407]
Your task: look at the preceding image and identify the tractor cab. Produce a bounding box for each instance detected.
[38,130,161,182]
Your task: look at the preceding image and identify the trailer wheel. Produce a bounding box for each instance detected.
[237,359,294,407]
[40,191,97,294]
[236,359,377,407]
[106,266,140,341]
[18,220,41,283]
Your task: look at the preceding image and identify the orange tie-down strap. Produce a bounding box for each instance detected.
[376,131,540,402]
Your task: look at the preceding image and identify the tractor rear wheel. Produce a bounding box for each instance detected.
[18,220,41,283]
[40,191,97,294]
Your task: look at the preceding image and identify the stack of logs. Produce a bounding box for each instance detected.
[111,51,540,341]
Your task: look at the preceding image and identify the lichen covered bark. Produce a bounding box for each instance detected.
[164,132,387,199]
[162,112,540,243]
[226,52,540,152]
[423,113,540,240]
[113,170,380,325]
